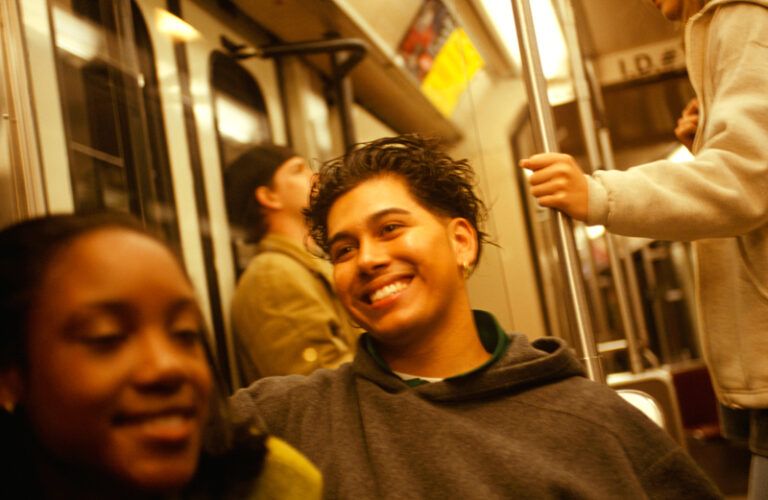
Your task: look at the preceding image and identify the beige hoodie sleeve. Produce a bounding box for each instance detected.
[587,3,768,241]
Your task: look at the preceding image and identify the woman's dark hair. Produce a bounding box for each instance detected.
[0,212,266,496]
[0,212,157,495]
[224,144,297,243]
[0,212,151,372]
[305,134,490,266]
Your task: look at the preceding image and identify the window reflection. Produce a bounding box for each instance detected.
[51,0,180,252]
[211,52,273,275]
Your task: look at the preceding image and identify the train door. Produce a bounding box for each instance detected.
[169,0,287,388]
[13,0,224,361]
[0,1,47,226]
[46,0,181,248]
[12,0,73,215]
[210,51,275,276]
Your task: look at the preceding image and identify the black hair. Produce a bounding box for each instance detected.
[224,144,297,243]
[305,134,489,266]
[0,212,151,372]
[0,212,156,496]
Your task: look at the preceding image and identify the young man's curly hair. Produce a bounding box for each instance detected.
[304,134,490,266]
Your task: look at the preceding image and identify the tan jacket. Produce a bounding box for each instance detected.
[231,234,361,381]
[586,0,768,408]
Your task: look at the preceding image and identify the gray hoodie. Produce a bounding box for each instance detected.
[232,311,719,499]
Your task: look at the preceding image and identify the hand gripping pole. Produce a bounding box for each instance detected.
[510,0,604,382]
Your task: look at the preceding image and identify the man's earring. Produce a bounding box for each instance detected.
[461,261,471,280]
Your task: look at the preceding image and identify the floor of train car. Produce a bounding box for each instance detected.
[609,361,750,496]
[670,363,750,497]
[687,435,749,498]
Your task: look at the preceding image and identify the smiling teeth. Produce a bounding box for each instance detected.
[146,414,187,426]
[370,281,408,303]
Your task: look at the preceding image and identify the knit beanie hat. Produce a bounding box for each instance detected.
[224,143,297,238]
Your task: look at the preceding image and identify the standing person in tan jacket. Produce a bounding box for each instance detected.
[520,0,768,496]
[225,144,360,382]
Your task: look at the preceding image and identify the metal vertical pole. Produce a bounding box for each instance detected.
[511,0,604,383]
[584,59,653,357]
[556,0,643,374]
[331,51,357,150]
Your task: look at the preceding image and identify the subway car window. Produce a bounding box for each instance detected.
[210,51,273,275]
[50,0,181,250]
[211,52,272,167]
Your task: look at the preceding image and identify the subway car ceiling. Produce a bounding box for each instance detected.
[226,0,461,141]
[217,0,691,156]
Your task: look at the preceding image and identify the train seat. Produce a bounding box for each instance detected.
[617,389,666,428]
[608,368,687,448]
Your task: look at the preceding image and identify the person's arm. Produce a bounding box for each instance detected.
[232,254,356,377]
[521,4,768,241]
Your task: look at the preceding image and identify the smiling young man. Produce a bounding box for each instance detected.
[325,174,489,378]
[232,135,720,498]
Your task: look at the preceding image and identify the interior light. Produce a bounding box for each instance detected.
[478,0,568,79]
[156,9,200,42]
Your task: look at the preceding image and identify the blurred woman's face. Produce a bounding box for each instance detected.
[22,229,212,493]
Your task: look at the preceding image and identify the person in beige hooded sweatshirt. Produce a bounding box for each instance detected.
[520,0,768,497]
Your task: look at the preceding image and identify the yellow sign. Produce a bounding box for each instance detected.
[420,28,484,117]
